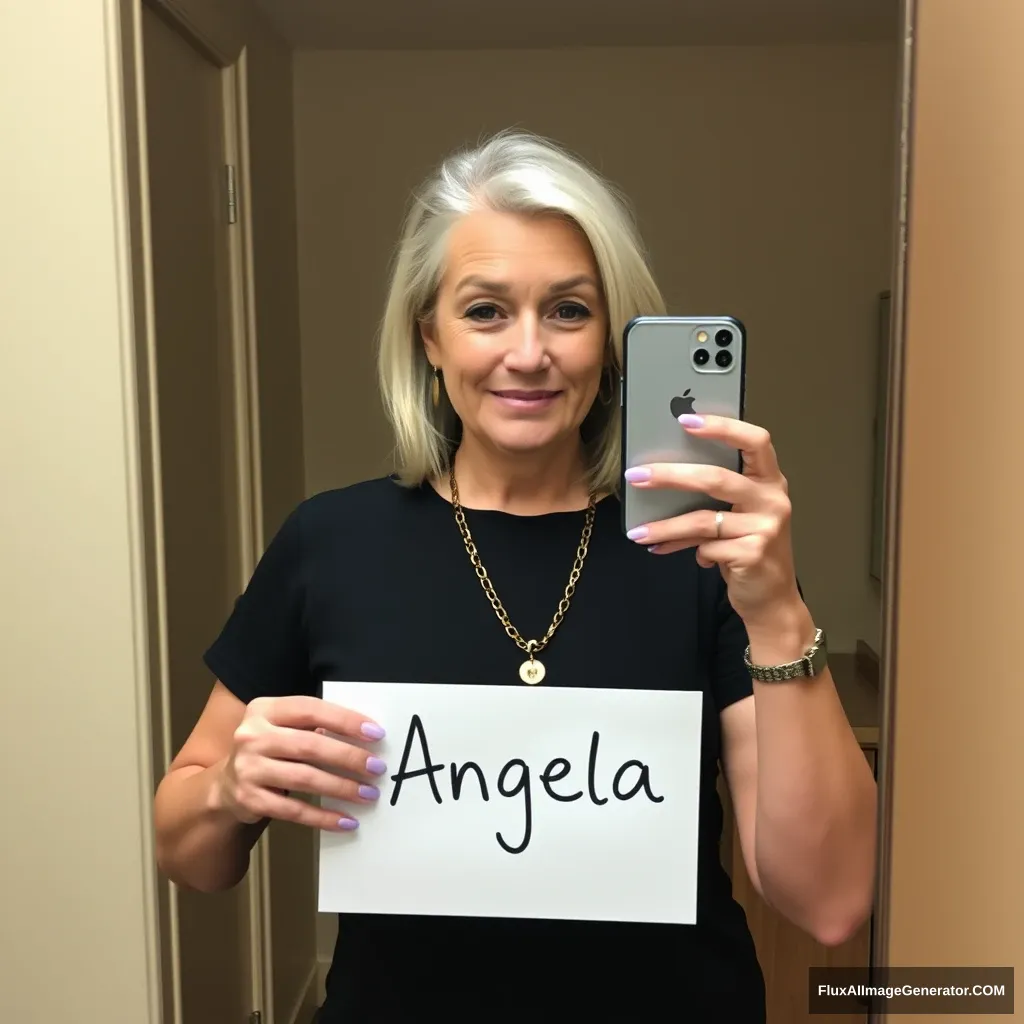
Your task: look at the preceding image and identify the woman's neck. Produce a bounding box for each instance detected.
[441,433,592,516]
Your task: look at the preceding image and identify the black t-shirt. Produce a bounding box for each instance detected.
[204,476,765,1021]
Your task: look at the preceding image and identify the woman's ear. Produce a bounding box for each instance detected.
[419,317,440,368]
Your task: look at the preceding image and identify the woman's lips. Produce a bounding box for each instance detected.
[490,389,562,410]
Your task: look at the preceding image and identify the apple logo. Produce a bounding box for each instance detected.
[670,389,696,419]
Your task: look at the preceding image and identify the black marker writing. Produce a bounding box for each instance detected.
[539,757,582,802]
[389,713,443,805]
[451,760,489,801]
[389,715,665,854]
[495,759,531,854]
[587,731,608,805]
[612,759,664,802]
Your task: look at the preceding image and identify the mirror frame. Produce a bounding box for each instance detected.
[872,0,915,1001]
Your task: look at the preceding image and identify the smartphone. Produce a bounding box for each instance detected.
[620,315,746,535]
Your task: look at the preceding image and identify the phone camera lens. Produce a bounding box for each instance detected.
[715,329,733,346]
[693,348,710,366]
[715,350,732,368]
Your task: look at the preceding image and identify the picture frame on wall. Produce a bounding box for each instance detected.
[869,291,891,583]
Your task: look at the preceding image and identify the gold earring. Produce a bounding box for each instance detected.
[431,366,440,408]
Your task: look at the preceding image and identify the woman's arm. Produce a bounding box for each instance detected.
[155,681,387,893]
[154,682,267,893]
[721,609,877,946]
[623,414,877,943]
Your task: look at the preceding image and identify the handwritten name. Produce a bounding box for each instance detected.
[388,714,664,854]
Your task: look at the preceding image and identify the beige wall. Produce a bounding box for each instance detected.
[884,0,1024,997]
[0,1,159,1021]
[292,44,897,655]
[0,1,312,1019]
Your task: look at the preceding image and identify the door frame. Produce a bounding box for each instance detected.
[117,0,270,1020]
[871,0,913,1016]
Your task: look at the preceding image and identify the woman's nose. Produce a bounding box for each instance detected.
[504,314,548,371]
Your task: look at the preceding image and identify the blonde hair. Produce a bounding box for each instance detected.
[376,129,666,495]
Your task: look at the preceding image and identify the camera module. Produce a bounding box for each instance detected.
[693,348,710,366]
[715,350,732,368]
[715,329,733,347]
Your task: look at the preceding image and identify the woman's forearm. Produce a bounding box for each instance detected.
[746,605,878,946]
[154,758,267,893]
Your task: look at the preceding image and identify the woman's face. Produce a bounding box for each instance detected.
[421,209,608,461]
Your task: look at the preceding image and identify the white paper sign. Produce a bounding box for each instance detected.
[318,681,703,925]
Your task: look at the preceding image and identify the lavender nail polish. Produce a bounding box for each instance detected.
[366,756,387,775]
[360,722,386,740]
[338,818,359,830]
[358,784,380,801]
[678,413,705,428]
[624,466,652,482]
[626,525,649,541]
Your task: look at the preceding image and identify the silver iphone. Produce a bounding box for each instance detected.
[620,315,746,535]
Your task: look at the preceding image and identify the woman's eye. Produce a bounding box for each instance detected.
[553,302,591,321]
[465,304,503,322]
[464,301,590,323]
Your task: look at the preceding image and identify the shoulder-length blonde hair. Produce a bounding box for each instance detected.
[376,129,665,496]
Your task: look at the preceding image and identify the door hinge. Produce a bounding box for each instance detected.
[225,164,238,224]
[248,1012,261,1024]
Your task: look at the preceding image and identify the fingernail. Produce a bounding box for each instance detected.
[338,818,359,830]
[358,784,380,801]
[626,525,649,541]
[366,756,387,775]
[624,466,652,482]
[679,414,705,428]
[360,722,386,740]
[647,544,661,554]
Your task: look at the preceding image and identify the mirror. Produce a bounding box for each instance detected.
[286,6,900,1014]
[135,0,906,1021]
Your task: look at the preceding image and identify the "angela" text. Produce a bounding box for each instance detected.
[387,714,665,854]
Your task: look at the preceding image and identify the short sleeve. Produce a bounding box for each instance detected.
[711,579,754,713]
[203,504,314,703]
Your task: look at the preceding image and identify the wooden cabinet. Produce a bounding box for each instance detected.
[721,746,877,1024]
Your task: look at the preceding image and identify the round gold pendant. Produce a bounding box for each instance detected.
[519,658,546,685]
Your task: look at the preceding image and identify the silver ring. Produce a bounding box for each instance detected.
[714,510,725,539]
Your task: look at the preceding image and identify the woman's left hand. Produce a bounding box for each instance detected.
[624,415,801,626]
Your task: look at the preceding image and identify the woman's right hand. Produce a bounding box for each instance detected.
[215,695,387,831]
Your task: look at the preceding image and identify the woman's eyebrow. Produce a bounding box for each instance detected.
[453,274,599,296]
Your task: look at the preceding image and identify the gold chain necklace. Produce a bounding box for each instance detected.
[448,465,597,685]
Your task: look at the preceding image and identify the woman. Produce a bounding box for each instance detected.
[154,130,877,1020]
